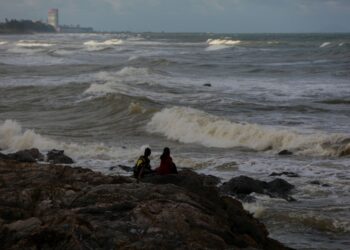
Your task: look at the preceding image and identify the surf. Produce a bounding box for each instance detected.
[146,106,350,157]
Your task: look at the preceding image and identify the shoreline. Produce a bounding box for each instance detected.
[0,155,293,249]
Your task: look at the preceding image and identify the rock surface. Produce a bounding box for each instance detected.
[0,159,292,250]
[269,172,299,178]
[220,175,295,202]
[47,149,74,164]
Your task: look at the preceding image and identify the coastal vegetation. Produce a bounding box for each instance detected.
[0,19,55,34]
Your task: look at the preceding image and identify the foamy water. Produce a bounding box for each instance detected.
[0,33,350,249]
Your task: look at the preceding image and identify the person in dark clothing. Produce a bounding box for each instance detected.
[156,147,178,175]
[133,147,154,181]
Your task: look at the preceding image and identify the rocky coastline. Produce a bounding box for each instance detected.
[0,149,294,249]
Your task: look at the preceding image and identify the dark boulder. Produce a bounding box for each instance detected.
[46,149,74,164]
[203,83,212,87]
[220,176,266,196]
[7,150,36,163]
[278,150,293,156]
[5,148,44,163]
[220,175,295,202]
[269,172,299,178]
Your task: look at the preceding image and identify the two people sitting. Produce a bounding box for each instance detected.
[133,147,178,181]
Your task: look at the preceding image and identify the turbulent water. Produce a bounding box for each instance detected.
[0,32,350,249]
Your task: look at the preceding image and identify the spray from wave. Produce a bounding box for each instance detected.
[146,106,350,157]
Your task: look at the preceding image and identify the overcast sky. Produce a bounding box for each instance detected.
[1,0,350,32]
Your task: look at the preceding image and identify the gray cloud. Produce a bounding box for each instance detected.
[0,0,349,32]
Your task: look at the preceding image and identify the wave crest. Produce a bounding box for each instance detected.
[207,39,241,46]
[83,39,123,51]
[16,40,55,48]
[146,106,350,157]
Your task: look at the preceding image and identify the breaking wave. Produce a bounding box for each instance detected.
[16,40,55,48]
[146,106,350,157]
[0,119,143,163]
[320,42,331,48]
[206,39,241,51]
[83,39,123,51]
[207,39,241,46]
[0,41,8,46]
[84,67,152,95]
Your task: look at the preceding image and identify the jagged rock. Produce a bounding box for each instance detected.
[269,172,300,178]
[278,150,293,156]
[0,160,292,250]
[203,83,212,87]
[47,149,74,164]
[220,175,295,202]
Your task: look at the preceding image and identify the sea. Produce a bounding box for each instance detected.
[0,32,349,249]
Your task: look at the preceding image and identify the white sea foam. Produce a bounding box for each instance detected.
[83,39,123,51]
[0,119,144,164]
[207,39,241,46]
[16,40,55,48]
[0,41,8,45]
[146,106,350,157]
[206,39,241,51]
[243,203,265,218]
[320,42,331,48]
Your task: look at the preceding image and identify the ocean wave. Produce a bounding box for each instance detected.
[0,41,8,46]
[0,119,143,163]
[205,39,241,51]
[146,106,350,157]
[320,42,331,48]
[83,39,123,51]
[16,40,55,48]
[84,67,152,95]
[274,211,350,233]
[207,39,241,46]
[128,102,145,114]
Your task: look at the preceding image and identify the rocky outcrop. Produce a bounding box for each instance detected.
[47,149,74,164]
[220,175,295,202]
[0,148,70,164]
[0,160,292,250]
[7,148,44,163]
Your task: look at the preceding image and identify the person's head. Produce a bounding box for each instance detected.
[161,147,170,159]
[144,147,151,157]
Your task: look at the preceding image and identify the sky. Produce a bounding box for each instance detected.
[0,0,350,33]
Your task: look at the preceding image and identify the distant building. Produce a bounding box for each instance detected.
[47,8,93,33]
[48,9,59,31]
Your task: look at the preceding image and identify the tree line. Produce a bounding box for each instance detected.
[0,19,55,33]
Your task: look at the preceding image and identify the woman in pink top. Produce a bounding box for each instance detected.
[156,147,178,175]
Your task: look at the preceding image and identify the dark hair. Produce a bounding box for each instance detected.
[144,147,151,157]
[160,147,170,160]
